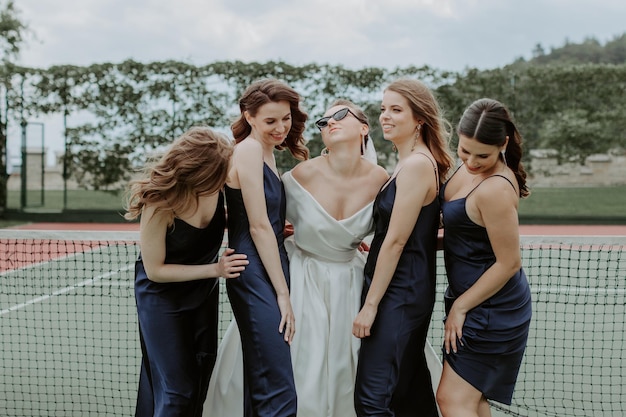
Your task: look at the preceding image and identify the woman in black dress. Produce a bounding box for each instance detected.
[436,98,532,417]
[223,78,308,417]
[125,127,248,417]
[352,78,454,417]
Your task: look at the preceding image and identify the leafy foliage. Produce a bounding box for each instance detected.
[525,34,626,66]
[1,26,625,200]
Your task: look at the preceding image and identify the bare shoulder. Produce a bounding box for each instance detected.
[291,156,323,184]
[140,203,169,231]
[364,161,389,184]
[228,138,263,187]
[234,137,262,158]
[398,152,436,179]
[475,174,519,208]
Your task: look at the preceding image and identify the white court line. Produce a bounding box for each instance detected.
[0,264,134,316]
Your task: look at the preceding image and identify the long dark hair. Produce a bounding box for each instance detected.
[457,98,529,198]
[231,78,309,161]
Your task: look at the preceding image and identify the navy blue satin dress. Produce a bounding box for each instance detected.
[225,163,296,417]
[134,192,225,417]
[355,177,439,417]
[440,174,532,405]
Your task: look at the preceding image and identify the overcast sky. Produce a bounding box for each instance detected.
[8,0,626,163]
[16,0,626,71]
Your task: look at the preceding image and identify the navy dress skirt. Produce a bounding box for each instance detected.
[224,163,296,417]
[439,174,532,405]
[354,175,439,417]
[134,192,225,417]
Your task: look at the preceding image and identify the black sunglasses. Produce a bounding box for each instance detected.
[315,108,359,130]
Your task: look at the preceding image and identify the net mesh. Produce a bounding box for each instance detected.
[0,230,624,417]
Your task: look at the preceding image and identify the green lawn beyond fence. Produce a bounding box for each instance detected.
[4,186,626,224]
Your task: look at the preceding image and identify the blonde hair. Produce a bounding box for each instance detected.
[124,126,233,223]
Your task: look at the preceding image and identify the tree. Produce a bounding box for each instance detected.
[538,109,604,164]
[0,0,29,216]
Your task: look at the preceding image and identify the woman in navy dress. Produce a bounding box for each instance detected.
[436,98,532,417]
[224,78,308,417]
[125,127,249,417]
[353,78,454,417]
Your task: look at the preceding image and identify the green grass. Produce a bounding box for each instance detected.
[6,189,125,211]
[1,186,625,227]
[0,219,29,228]
[518,185,626,218]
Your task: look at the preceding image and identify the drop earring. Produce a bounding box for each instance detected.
[411,124,421,152]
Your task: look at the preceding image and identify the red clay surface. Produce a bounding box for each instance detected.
[0,239,106,272]
[8,222,140,231]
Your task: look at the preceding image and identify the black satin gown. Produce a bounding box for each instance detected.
[354,176,439,417]
[134,192,225,417]
[224,163,296,417]
[440,174,532,405]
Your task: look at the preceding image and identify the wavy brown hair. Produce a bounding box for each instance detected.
[385,78,455,183]
[124,126,233,224]
[231,78,309,161]
[457,98,529,198]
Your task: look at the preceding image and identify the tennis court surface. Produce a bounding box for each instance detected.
[1,225,624,416]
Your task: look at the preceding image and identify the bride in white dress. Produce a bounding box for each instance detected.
[202,100,388,417]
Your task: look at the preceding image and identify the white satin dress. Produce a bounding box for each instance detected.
[203,170,371,417]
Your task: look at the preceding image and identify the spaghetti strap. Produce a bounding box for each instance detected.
[446,163,464,182]
[382,152,439,193]
[414,152,439,192]
[466,174,517,199]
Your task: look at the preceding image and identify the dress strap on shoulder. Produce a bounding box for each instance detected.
[466,174,517,198]
[446,163,463,181]
[491,174,517,192]
[414,152,440,192]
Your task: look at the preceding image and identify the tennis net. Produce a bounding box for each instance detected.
[0,230,624,417]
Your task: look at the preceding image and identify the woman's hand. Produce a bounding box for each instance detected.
[284,223,295,238]
[277,293,296,344]
[444,303,466,354]
[217,248,249,278]
[352,304,377,338]
[357,241,370,252]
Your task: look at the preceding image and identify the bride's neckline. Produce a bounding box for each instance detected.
[286,172,373,223]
